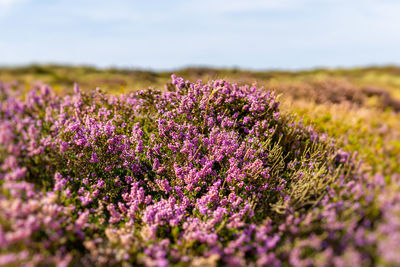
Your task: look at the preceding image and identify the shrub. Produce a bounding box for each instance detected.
[0,76,397,266]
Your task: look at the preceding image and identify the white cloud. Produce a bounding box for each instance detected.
[0,0,24,8]
[180,0,297,15]
[0,0,28,17]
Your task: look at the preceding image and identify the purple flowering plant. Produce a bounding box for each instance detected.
[0,76,398,266]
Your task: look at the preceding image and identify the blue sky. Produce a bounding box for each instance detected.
[0,0,399,70]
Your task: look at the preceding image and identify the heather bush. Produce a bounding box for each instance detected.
[273,79,366,106]
[0,76,398,266]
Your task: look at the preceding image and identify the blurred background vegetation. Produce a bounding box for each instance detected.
[1,65,399,177]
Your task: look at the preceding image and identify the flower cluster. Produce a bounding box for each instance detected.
[0,76,399,266]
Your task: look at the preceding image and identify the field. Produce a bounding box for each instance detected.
[1,65,400,266]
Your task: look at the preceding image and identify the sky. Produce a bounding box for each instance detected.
[0,0,399,70]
